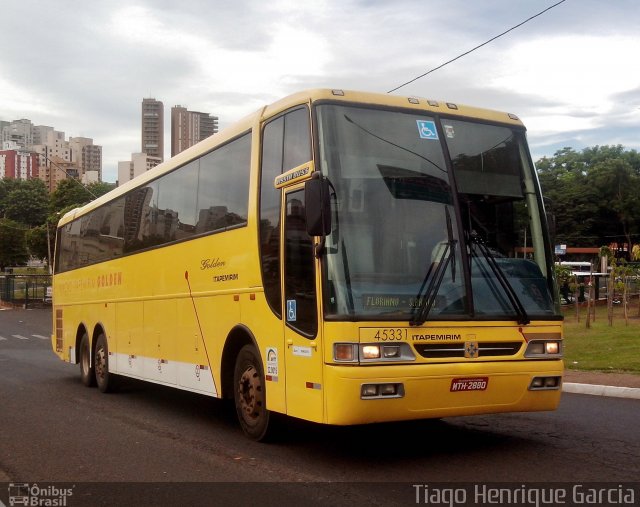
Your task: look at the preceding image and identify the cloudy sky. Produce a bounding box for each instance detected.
[1,0,639,182]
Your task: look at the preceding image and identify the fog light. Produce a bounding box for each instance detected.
[545,342,560,354]
[529,376,561,390]
[380,384,397,396]
[362,345,381,359]
[361,384,379,397]
[361,383,405,399]
[334,343,357,362]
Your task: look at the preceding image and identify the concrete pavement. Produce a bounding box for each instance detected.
[562,370,640,399]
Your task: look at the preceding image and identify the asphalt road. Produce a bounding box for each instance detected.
[1,308,639,506]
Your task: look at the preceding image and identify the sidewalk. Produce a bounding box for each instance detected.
[562,369,640,400]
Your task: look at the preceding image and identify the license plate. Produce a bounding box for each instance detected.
[450,377,488,392]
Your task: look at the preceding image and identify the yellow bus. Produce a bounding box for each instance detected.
[52,89,563,440]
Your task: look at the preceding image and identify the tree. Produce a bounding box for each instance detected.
[632,245,640,317]
[87,181,116,199]
[3,179,49,227]
[26,225,49,262]
[50,179,93,214]
[537,145,640,251]
[0,178,21,216]
[590,158,640,251]
[0,218,28,270]
[537,148,599,245]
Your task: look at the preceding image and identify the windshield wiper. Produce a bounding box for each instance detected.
[469,231,530,325]
[411,207,457,326]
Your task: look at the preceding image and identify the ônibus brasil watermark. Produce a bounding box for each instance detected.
[7,483,74,507]
[413,484,636,507]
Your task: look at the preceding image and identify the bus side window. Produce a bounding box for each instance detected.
[260,106,312,318]
[197,133,251,234]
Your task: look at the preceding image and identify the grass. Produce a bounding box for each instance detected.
[562,300,640,374]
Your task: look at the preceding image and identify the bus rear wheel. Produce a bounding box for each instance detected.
[79,333,96,387]
[233,345,270,441]
[94,333,115,393]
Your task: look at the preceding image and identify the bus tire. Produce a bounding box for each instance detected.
[94,333,115,393]
[233,344,270,441]
[79,333,96,387]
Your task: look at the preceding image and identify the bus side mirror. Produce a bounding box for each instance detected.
[305,176,331,237]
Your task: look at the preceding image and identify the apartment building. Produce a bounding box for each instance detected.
[142,98,164,162]
[70,136,102,182]
[171,105,219,156]
[117,152,162,186]
[0,147,39,180]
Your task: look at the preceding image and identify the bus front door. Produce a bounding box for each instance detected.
[283,188,324,423]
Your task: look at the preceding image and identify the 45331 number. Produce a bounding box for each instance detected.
[373,328,407,341]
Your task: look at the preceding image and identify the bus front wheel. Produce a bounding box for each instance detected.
[94,333,114,393]
[233,345,270,441]
[79,333,96,387]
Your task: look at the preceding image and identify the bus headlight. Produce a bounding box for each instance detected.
[525,340,562,358]
[359,342,416,363]
[333,343,416,363]
[362,345,381,359]
[545,342,559,355]
[383,345,400,358]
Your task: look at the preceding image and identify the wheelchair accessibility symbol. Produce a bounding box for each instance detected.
[417,120,439,140]
[287,300,297,322]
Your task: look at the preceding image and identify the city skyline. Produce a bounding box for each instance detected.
[2,96,220,188]
[1,118,102,190]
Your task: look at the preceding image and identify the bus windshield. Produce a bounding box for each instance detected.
[316,104,558,322]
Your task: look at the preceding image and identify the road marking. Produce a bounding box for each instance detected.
[12,335,29,340]
[0,335,7,341]
[33,334,49,340]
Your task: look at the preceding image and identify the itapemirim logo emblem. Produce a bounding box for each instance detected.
[464,341,479,359]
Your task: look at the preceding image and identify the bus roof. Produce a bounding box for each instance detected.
[58,88,526,227]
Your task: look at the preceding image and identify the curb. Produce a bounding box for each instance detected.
[563,382,640,400]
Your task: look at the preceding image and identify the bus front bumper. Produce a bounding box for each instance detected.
[323,360,563,425]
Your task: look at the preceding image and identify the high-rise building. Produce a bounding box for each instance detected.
[32,132,76,192]
[32,125,55,145]
[1,119,34,147]
[70,137,102,182]
[171,105,218,156]
[0,148,39,180]
[142,98,164,161]
[117,152,162,186]
[37,156,80,192]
